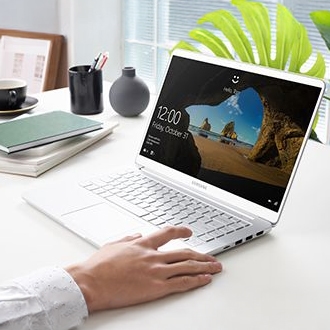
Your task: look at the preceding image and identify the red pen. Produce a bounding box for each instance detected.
[96,52,109,70]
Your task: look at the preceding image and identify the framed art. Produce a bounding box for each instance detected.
[0,29,63,93]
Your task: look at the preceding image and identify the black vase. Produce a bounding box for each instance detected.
[109,67,150,117]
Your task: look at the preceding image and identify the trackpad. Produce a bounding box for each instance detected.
[61,203,155,246]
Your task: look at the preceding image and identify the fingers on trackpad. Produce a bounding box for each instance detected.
[62,203,155,246]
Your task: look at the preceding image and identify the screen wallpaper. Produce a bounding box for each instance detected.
[140,56,321,211]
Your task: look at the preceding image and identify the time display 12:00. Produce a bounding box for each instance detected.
[156,106,181,125]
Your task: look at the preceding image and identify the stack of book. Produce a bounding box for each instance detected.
[0,110,118,177]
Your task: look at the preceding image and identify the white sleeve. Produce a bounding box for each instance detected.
[0,266,89,330]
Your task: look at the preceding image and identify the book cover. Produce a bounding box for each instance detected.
[0,110,103,153]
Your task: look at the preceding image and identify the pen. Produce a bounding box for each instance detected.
[96,51,109,70]
[88,52,102,73]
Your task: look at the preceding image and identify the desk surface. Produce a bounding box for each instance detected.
[1,84,330,330]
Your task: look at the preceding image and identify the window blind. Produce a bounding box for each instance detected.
[123,0,330,143]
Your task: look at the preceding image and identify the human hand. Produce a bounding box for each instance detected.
[66,226,222,313]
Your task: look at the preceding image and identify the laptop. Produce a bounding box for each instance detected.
[22,50,325,255]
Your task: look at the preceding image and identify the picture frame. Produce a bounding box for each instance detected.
[0,29,63,93]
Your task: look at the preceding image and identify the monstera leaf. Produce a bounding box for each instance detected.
[172,0,326,79]
[172,0,327,137]
[311,10,330,101]
[311,10,330,51]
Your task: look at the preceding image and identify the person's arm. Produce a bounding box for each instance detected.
[66,226,222,312]
[0,226,222,329]
[0,266,88,330]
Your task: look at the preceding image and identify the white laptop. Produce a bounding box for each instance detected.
[22,50,325,255]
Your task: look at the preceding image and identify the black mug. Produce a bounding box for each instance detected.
[0,79,27,110]
[68,65,104,115]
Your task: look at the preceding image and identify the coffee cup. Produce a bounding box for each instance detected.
[0,79,27,110]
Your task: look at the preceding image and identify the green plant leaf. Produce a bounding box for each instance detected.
[198,9,255,63]
[310,10,330,51]
[189,28,234,58]
[288,23,312,73]
[312,112,319,130]
[304,52,326,78]
[273,4,300,70]
[171,1,325,80]
[232,0,271,66]
[170,40,200,54]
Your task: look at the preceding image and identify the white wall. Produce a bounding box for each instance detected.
[0,0,122,82]
[0,0,60,32]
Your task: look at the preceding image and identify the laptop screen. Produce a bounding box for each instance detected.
[139,53,323,212]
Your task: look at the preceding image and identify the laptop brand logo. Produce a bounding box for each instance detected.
[191,180,207,190]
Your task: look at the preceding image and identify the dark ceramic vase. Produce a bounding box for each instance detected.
[109,67,150,117]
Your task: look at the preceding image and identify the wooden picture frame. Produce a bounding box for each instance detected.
[0,29,64,92]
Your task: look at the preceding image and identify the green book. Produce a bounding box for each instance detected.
[0,110,103,153]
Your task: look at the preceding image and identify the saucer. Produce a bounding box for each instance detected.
[0,96,39,116]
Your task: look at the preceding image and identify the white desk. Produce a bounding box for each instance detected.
[1,85,330,330]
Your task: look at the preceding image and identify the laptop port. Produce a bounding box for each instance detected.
[235,239,243,246]
[256,231,264,236]
[246,235,253,241]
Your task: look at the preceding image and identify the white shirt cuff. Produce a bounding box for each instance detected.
[11,266,88,329]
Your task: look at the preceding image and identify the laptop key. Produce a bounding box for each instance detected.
[142,214,158,222]
[183,236,203,247]
[150,218,166,226]
[198,233,215,242]
[106,195,149,217]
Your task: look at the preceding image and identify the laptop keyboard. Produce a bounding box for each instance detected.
[80,169,251,247]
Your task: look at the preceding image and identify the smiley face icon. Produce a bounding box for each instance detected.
[232,75,240,84]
